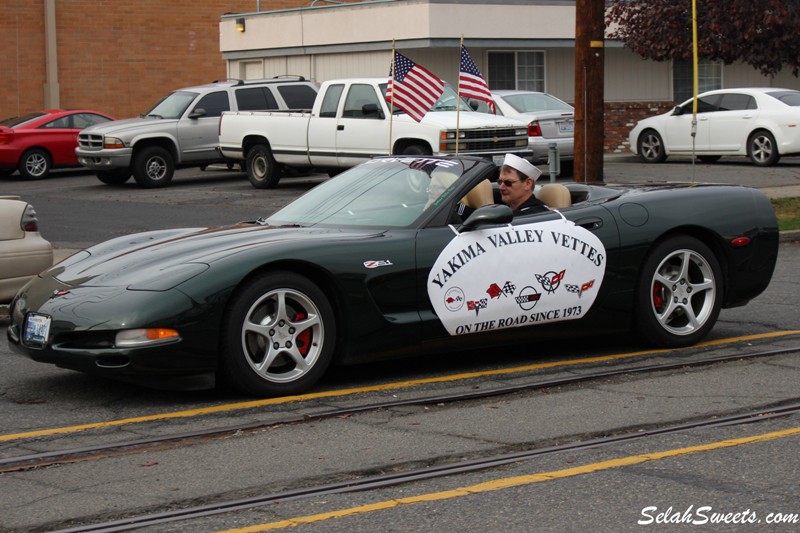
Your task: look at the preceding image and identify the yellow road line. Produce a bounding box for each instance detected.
[217,426,800,532]
[2,330,798,442]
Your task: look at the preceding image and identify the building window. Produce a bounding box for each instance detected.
[672,59,722,104]
[487,51,545,91]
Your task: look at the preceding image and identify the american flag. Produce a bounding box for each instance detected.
[459,46,495,113]
[386,52,444,122]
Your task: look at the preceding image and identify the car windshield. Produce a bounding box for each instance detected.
[0,112,45,128]
[268,158,471,228]
[766,90,800,107]
[143,91,198,119]
[380,83,472,114]
[502,93,573,113]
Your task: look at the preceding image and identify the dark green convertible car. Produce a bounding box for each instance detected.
[7,156,778,396]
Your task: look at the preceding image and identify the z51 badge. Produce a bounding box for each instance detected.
[427,218,606,336]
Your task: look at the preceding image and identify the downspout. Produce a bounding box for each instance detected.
[44,0,60,109]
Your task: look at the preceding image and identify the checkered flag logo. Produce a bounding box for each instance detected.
[503,281,516,295]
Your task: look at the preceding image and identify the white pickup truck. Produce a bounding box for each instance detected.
[218,77,531,188]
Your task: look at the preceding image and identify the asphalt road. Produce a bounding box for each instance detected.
[1,157,799,532]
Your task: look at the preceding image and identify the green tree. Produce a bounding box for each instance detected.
[606,0,800,77]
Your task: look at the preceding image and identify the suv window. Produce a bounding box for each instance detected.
[235,87,279,111]
[192,91,230,118]
[277,85,318,109]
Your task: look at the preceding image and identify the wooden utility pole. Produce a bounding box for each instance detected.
[573,0,605,182]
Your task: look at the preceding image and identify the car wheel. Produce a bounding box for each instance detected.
[748,130,780,166]
[247,143,281,189]
[697,155,721,163]
[637,130,666,163]
[132,146,174,188]
[95,169,131,185]
[18,148,52,179]
[634,236,722,348]
[221,272,336,397]
[400,144,432,156]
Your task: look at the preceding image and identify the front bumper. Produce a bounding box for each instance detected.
[75,148,133,170]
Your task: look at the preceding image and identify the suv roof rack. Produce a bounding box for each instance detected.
[211,76,307,86]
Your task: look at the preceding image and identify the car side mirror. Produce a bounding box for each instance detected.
[188,108,207,119]
[459,204,513,232]
[671,105,683,116]
[469,100,479,111]
[362,103,385,119]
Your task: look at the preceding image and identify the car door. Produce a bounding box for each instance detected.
[307,83,344,167]
[36,115,81,165]
[706,93,757,152]
[664,95,718,153]
[335,83,390,167]
[415,196,620,346]
[177,90,230,162]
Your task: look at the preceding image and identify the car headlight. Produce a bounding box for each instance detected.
[103,137,126,149]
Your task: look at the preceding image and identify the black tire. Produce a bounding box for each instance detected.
[748,130,780,166]
[697,155,721,164]
[633,236,722,348]
[132,146,174,188]
[18,148,52,179]
[400,143,432,156]
[95,169,131,185]
[637,130,666,163]
[247,143,281,189]
[220,272,336,397]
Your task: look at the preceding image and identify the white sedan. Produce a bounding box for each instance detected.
[629,87,800,166]
[0,196,53,304]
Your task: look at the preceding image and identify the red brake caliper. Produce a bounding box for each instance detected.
[652,282,665,312]
[293,312,311,356]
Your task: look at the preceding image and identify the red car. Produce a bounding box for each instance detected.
[0,109,114,179]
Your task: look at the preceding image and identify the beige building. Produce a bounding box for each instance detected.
[219,0,800,153]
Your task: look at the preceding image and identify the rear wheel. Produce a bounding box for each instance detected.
[637,130,666,163]
[95,169,131,185]
[220,272,336,397]
[132,146,174,187]
[748,130,780,166]
[19,148,52,179]
[634,236,722,347]
[247,143,281,189]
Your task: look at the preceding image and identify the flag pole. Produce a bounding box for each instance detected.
[389,40,396,155]
[456,36,463,156]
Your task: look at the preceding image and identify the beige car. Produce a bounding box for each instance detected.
[0,196,53,304]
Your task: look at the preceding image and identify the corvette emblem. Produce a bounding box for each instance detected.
[50,290,71,298]
[363,260,393,269]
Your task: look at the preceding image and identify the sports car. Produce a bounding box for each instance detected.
[6,156,778,397]
[0,109,114,179]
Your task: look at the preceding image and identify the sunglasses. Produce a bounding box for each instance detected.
[498,178,524,187]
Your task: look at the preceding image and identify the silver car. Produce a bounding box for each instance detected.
[0,196,53,305]
[490,90,574,166]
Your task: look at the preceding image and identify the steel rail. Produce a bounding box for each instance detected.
[47,400,800,533]
[3,345,798,475]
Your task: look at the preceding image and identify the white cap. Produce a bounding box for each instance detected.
[502,153,542,181]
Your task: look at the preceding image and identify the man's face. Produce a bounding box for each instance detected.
[498,165,533,210]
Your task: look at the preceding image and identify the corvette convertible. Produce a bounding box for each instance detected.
[7,156,778,396]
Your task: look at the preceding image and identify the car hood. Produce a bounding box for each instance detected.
[80,116,179,136]
[49,223,381,289]
[414,111,527,129]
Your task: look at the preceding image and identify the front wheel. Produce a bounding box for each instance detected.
[220,272,336,397]
[633,236,722,347]
[637,130,666,163]
[748,130,780,166]
[132,146,174,188]
[247,144,281,189]
[19,148,52,179]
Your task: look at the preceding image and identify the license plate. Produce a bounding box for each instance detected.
[23,313,51,349]
[558,121,574,134]
[492,154,505,166]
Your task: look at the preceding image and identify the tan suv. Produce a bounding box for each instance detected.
[76,77,318,188]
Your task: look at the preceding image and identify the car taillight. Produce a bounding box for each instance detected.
[528,121,542,137]
[22,204,40,232]
[0,127,12,145]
